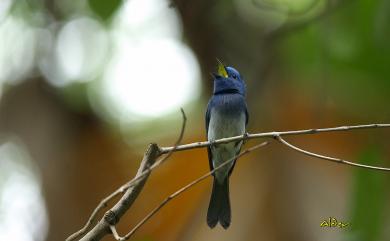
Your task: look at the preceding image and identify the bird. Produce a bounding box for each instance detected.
[205,60,248,229]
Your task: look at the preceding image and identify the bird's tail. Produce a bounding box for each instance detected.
[207,177,231,229]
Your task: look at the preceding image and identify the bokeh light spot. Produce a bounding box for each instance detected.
[0,15,36,86]
[0,141,48,241]
[46,17,109,86]
[102,39,200,118]
[93,0,200,121]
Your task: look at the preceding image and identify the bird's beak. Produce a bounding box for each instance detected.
[211,73,222,79]
[216,58,228,78]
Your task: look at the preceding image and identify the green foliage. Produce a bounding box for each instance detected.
[279,0,390,119]
[88,0,123,21]
[346,148,388,241]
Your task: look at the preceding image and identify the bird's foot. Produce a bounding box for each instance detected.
[210,140,218,149]
[243,132,250,144]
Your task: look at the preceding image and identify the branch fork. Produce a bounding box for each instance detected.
[66,109,390,241]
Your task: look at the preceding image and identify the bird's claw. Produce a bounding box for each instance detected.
[243,132,250,143]
[210,140,217,149]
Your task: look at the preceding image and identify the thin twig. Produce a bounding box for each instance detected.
[148,108,187,171]
[65,188,124,241]
[160,124,390,154]
[67,109,187,241]
[276,135,390,171]
[110,108,188,202]
[110,225,120,240]
[68,122,390,241]
[116,142,269,240]
[79,143,160,241]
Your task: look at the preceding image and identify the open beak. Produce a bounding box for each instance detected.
[216,58,228,78]
[211,73,220,79]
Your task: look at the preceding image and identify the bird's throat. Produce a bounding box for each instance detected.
[213,88,240,95]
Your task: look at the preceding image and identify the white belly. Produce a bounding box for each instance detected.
[208,110,246,182]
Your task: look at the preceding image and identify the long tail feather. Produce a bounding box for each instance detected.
[207,177,231,229]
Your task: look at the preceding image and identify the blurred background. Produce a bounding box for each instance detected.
[0,0,390,240]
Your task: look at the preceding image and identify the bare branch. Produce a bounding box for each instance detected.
[110,225,120,240]
[111,108,188,202]
[116,142,269,240]
[65,187,124,241]
[276,135,390,172]
[67,109,187,241]
[160,123,390,154]
[78,143,160,241]
[151,108,187,170]
[68,121,390,241]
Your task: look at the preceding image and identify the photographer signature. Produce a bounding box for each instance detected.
[320,217,349,228]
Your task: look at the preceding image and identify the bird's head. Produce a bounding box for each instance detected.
[212,60,246,96]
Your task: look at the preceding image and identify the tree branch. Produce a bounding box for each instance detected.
[78,143,160,241]
[114,142,269,240]
[276,135,390,171]
[160,123,390,154]
[67,122,390,241]
[67,109,187,241]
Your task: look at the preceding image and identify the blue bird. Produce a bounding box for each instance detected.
[206,60,248,229]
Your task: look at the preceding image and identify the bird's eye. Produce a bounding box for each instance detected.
[232,74,237,79]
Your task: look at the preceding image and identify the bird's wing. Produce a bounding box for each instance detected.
[228,102,248,176]
[205,101,214,173]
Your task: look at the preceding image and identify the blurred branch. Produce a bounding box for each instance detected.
[67,121,390,241]
[266,0,350,40]
[253,0,320,16]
